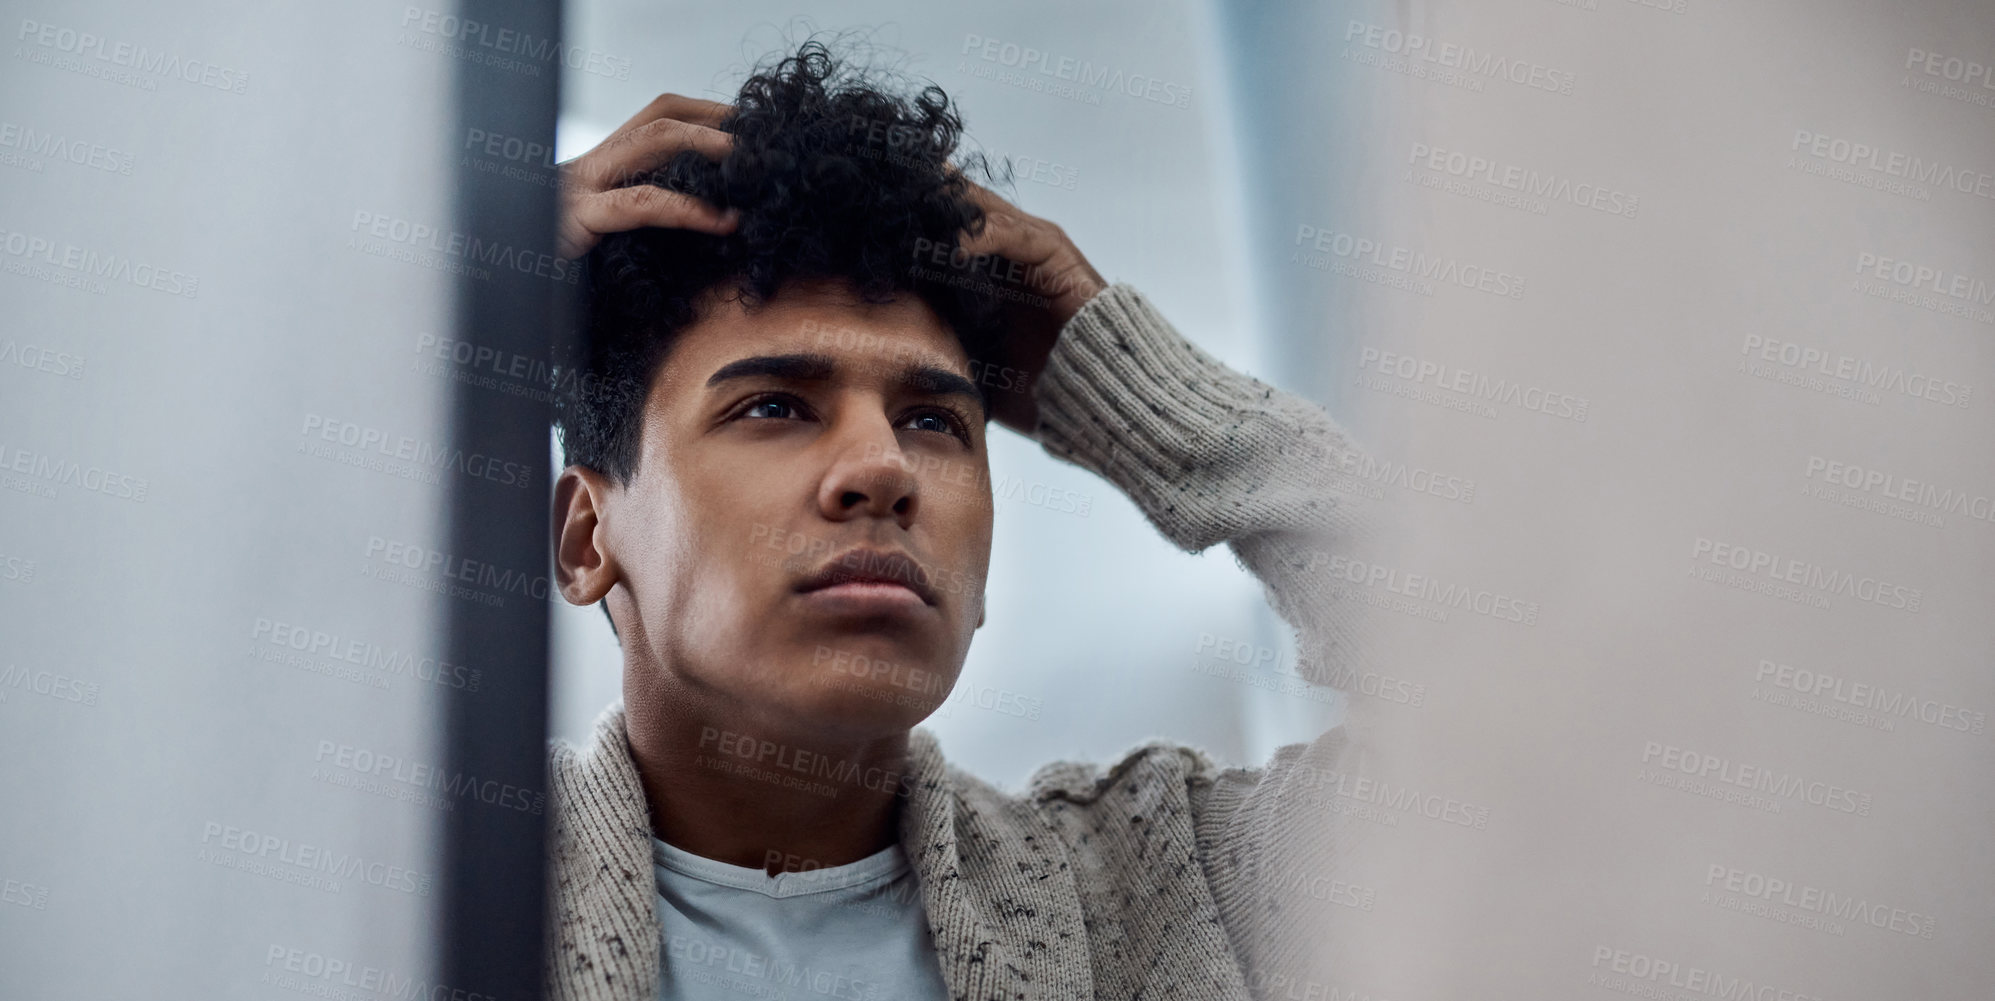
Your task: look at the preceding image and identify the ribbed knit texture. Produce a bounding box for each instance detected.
[547,284,1372,1001]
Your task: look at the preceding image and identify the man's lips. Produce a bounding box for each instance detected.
[793,548,939,607]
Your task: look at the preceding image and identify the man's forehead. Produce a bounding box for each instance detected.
[788,314,966,374]
[660,285,971,392]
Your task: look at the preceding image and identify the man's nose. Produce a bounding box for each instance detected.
[816,421,920,526]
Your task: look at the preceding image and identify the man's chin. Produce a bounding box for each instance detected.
[789,644,955,724]
[808,679,948,730]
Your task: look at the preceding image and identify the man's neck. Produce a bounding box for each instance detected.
[622,682,913,877]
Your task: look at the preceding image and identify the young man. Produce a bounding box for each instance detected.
[546,44,1371,1001]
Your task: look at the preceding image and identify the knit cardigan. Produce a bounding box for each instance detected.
[546,284,1374,1001]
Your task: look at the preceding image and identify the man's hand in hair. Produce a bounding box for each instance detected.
[555,93,739,259]
[954,180,1108,433]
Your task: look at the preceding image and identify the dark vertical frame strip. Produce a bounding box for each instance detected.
[441,0,563,994]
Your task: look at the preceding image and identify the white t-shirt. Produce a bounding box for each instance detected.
[652,836,951,1001]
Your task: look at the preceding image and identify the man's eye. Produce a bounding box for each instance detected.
[901,409,968,441]
[742,397,802,420]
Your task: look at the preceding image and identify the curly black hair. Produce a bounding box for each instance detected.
[553,40,1012,485]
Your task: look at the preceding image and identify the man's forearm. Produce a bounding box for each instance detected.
[1031,283,1372,683]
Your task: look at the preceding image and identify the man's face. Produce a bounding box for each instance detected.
[603,280,993,740]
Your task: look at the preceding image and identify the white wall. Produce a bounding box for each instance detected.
[0,1,469,994]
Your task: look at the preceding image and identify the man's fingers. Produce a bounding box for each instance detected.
[555,216,599,262]
[952,176,1105,316]
[559,185,739,258]
[961,201,1064,264]
[554,99,739,260]
[956,205,1019,257]
[607,92,733,142]
[956,178,1011,219]
[955,182,1013,256]
[955,181,1062,261]
[572,117,733,190]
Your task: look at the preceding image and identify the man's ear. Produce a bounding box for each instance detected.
[553,464,620,606]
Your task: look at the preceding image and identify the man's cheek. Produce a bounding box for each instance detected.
[933,475,994,607]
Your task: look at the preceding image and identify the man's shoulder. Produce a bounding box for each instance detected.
[1021,737,1237,809]
[546,731,584,772]
[542,702,650,848]
[1016,734,1355,832]
[545,702,632,779]
[540,703,661,1001]
[904,731,1230,836]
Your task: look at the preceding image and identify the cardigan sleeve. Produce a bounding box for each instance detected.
[1031,283,1371,689]
[1029,283,1379,991]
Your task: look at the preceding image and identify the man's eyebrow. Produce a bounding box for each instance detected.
[899,364,988,417]
[705,353,838,387]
